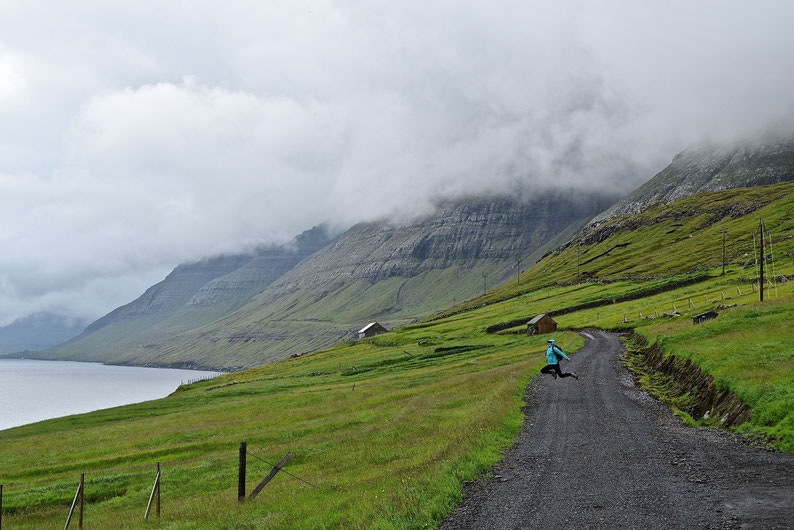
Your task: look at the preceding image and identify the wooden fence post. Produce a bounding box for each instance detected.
[156,462,160,518]
[238,442,247,502]
[247,451,292,501]
[145,462,161,519]
[79,473,84,529]
[64,473,84,529]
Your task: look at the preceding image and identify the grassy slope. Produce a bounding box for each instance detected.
[2,182,794,527]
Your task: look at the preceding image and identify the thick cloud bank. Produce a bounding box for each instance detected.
[1,1,793,324]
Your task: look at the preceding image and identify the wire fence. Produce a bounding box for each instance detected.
[1,442,315,528]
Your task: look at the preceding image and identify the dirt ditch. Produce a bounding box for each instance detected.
[623,333,751,430]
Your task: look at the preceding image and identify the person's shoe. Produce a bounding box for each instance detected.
[551,371,558,379]
[571,372,579,380]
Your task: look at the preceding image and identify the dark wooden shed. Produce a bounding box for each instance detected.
[358,322,388,340]
[692,311,719,325]
[527,314,557,335]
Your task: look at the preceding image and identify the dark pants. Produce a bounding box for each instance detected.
[540,363,575,378]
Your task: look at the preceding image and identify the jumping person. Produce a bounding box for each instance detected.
[540,338,578,379]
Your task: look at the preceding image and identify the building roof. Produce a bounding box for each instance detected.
[528,314,552,325]
[358,322,386,334]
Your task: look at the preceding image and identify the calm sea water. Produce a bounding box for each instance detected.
[0,359,221,431]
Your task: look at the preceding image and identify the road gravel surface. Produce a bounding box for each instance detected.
[442,331,794,529]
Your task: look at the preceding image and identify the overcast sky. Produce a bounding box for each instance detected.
[1,1,793,326]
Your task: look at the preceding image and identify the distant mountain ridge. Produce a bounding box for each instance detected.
[0,313,87,354]
[35,194,613,370]
[598,135,794,220]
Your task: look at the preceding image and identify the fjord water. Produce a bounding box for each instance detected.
[0,359,220,431]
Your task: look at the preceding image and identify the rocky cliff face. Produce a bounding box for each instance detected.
[184,226,333,308]
[266,196,606,294]
[599,135,794,219]
[81,254,256,334]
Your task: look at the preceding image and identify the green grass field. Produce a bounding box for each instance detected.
[0,301,584,528]
[2,182,793,527]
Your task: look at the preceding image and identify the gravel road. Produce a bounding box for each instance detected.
[442,330,794,529]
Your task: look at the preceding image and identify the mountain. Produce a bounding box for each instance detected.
[38,225,334,367]
[37,194,614,370]
[0,313,87,354]
[598,135,794,219]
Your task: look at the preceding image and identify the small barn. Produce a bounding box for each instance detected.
[692,311,719,325]
[526,314,557,335]
[358,322,388,340]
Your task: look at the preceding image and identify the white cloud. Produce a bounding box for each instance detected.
[1,0,793,323]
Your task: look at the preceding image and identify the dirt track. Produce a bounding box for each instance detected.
[442,331,794,529]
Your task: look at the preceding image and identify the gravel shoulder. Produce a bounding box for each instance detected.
[441,331,794,529]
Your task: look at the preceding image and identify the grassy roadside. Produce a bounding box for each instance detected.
[633,291,794,452]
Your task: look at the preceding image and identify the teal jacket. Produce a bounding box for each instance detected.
[545,340,569,365]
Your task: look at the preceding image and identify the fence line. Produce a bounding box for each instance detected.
[614,275,790,324]
[180,373,223,386]
[246,446,321,489]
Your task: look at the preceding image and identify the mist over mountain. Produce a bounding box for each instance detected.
[598,135,794,220]
[25,130,794,370]
[38,193,614,370]
[3,2,794,330]
[39,226,334,366]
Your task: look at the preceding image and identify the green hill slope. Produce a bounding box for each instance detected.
[2,182,793,528]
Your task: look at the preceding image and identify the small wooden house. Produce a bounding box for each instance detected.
[527,314,557,335]
[692,311,719,325]
[358,322,388,340]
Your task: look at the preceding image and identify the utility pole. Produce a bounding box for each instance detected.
[758,218,764,302]
[722,230,725,276]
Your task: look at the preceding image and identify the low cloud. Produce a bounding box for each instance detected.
[1,1,793,324]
